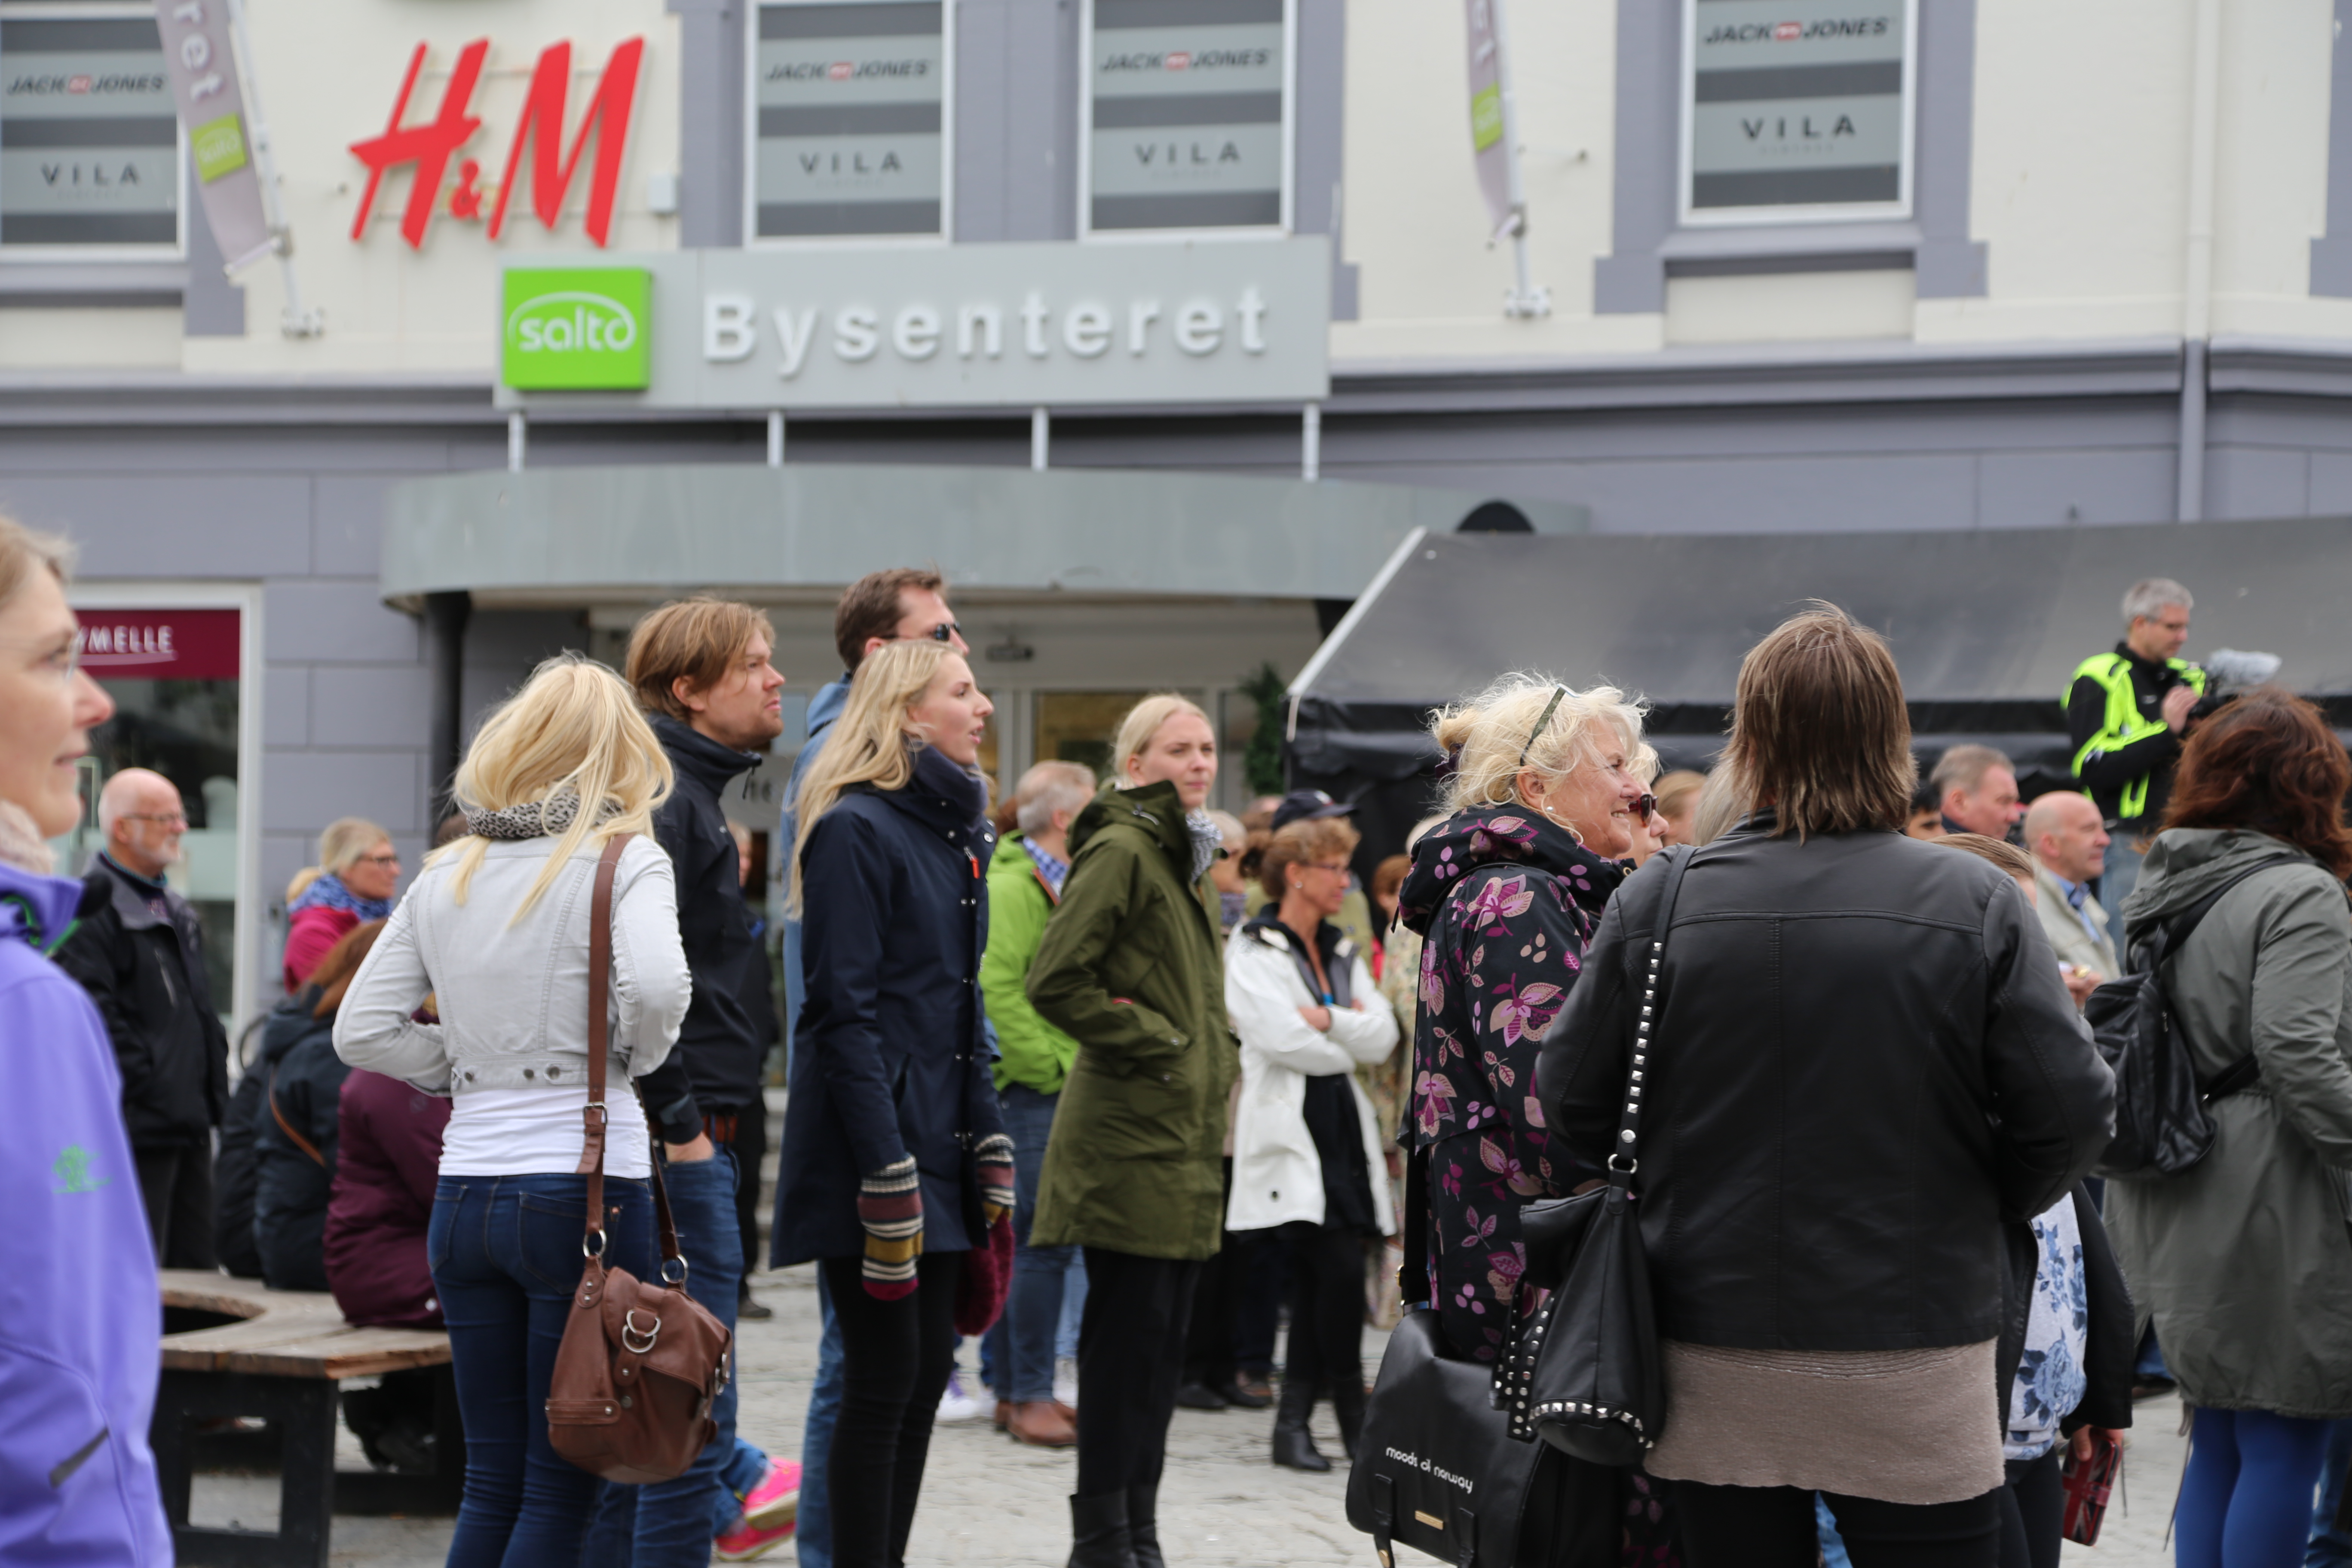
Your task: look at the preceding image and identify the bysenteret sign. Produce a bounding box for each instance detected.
[494,238,1330,410]
[502,268,652,389]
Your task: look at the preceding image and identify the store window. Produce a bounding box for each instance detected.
[1035,691,1148,781]
[49,608,243,1026]
[1680,0,1913,224]
[1084,0,1289,236]
[0,9,181,251]
[749,0,948,240]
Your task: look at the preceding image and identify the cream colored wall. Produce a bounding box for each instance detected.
[183,0,682,374]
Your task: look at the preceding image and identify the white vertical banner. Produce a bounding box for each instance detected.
[1464,0,1517,239]
[153,0,274,269]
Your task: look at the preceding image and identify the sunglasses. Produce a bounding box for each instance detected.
[1634,793,1657,819]
[917,621,962,643]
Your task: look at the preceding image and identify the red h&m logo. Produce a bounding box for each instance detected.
[348,37,645,250]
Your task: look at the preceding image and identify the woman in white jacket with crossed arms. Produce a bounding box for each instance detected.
[1225,814,1398,1475]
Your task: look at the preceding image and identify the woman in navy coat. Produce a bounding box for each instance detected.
[775,638,1012,1568]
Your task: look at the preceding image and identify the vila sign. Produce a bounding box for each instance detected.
[496,239,1331,411]
[350,37,643,249]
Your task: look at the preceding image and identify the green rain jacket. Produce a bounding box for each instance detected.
[983,832,1081,1096]
[2106,828,2352,1418]
[1028,780,1237,1260]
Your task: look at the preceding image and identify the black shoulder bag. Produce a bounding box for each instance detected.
[1500,845,1694,1467]
[2086,859,2285,1179]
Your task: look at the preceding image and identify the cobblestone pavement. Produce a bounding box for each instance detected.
[249,1258,2189,1566]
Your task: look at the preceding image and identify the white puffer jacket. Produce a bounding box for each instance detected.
[1224,921,1398,1235]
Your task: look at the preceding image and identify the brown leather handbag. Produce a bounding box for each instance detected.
[545,833,733,1483]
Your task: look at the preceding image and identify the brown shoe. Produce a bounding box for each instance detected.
[993,1400,1011,1432]
[1007,1399,1078,1448]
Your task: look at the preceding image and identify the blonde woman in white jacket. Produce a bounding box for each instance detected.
[334,655,692,1565]
[1224,815,1397,1473]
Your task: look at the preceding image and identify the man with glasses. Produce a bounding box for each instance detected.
[777,568,971,1568]
[55,768,230,1268]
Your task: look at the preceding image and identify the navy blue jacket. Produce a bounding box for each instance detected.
[774,767,1005,1265]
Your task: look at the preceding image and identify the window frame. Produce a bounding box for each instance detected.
[0,0,187,263]
[1076,0,1296,245]
[740,0,958,251]
[1674,0,1919,231]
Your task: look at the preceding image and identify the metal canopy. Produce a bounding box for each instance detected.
[379,462,1589,606]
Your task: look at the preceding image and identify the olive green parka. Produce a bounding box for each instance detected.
[1028,779,1236,1260]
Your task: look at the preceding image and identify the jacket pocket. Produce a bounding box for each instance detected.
[1074,1049,1196,1162]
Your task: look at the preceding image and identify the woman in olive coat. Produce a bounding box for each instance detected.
[1029,695,1234,1568]
[2104,689,2352,1568]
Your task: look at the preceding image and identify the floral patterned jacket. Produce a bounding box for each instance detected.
[1396,806,1621,1362]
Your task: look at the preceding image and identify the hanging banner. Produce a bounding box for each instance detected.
[152,0,274,270]
[1463,0,1515,238]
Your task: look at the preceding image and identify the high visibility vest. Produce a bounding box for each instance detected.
[2067,653,2206,820]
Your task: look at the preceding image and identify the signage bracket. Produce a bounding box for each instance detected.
[224,0,322,336]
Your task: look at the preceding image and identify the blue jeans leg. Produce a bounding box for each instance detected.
[998,1083,1077,1405]
[2102,830,2147,955]
[580,1148,748,1567]
[798,1270,845,1568]
[2309,1420,2352,1568]
[711,1437,770,1536]
[1814,1494,1855,1568]
[432,1172,656,1568]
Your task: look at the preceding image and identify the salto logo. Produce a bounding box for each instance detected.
[502,268,651,391]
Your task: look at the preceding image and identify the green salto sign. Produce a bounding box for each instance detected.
[501,268,651,390]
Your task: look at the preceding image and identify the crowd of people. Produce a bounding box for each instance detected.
[5,513,2351,1568]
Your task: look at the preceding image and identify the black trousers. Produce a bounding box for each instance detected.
[823,1251,964,1568]
[1076,1246,1201,1498]
[707,1107,766,1289]
[1280,1223,1364,1401]
[1997,1449,2064,1568]
[1678,1481,2003,1568]
[135,1141,217,1271]
[1181,1160,1239,1386]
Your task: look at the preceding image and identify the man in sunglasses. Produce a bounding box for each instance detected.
[55,768,230,1270]
[775,567,972,1568]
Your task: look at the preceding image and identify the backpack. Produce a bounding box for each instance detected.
[2085,861,2285,1179]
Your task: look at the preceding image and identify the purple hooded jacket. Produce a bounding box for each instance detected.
[0,861,171,1564]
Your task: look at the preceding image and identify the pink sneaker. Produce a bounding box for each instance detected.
[714,1513,796,1562]
[741,1456,801,1531]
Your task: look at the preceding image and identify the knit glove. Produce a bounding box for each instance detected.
[857,1156,923,1301]
[974,1134,1016,1227]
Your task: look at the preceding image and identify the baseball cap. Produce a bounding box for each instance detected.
[1270,789,1354,833]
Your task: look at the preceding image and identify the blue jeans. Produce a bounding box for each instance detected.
[799,1270,844,1568]
[2180,1407,2332,1568]
[983,1083,1083,1403]
[713,1438,769,1535]
[2102,830,2148,956]
[1814,1494,1855,1568]
[582,1150,747,1566]
[430,1172,655,1568]
[2310,1420,2352,1568]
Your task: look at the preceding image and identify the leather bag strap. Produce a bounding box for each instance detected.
[1608,846,1696,1185]
[581,834,628,1250]
[266,1066,326,1168]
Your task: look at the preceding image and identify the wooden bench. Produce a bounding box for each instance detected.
[156,1271,462,1568]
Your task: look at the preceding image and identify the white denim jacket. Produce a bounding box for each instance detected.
[334,834,692,1099]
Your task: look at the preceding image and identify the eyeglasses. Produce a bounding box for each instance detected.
[1304,860,1352,875]
[358,852,401,867]
[122,812,188,829]
[3,635,81,685]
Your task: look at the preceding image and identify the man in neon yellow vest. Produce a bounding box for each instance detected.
[2064,577,2205,950]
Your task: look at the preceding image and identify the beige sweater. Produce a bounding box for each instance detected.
[1643,1338,2005,1505]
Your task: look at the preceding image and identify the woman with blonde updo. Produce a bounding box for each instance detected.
[283,815,401,992]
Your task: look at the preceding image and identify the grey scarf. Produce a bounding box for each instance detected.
[1185,808,1223,885]
[461,790,618,841]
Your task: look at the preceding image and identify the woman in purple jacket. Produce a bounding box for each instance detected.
[0,514,172,1564]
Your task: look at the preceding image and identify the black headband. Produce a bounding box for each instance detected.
[1516,686,1567,770]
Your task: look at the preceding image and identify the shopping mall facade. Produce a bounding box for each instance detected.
[11,0,2352,1020]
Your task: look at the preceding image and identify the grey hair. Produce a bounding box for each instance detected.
[1014,759,1096,837]
[1929,743,2013,799]
[2122,578,2193,624]
[1205,808,1246,848]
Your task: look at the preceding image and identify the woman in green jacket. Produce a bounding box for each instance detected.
[2105,689,2352,1568]
[1029,694,1234,1568]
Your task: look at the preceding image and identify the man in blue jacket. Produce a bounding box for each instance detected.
[780,567,969,1568]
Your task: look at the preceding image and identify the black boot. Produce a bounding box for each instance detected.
[1271,1376,1330,1473]
[1126,1482,1165,1568]
[1067,1490,1138,1568]
[1331,1372,1366,1462]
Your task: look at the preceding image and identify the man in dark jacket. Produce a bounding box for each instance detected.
[55,768,229,1269]
[588,597,790,1564]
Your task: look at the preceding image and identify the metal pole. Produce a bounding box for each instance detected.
[2176,0,2221,522]
[1491,0,1549,318]
[1031,406,1050,471]
[1302,403,1321,481]
[423,591,472,827]
[767,410,785,467]
[508,412,527,473]
[224,0,322,337]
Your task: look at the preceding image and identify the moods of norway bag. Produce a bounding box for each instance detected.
[544,834,734,1484]
[2084,860,2282,1179]
[1500,846,1694,1467]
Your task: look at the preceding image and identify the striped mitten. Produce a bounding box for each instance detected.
[857,1156,923,1300]
[974,1134,1016,1227]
